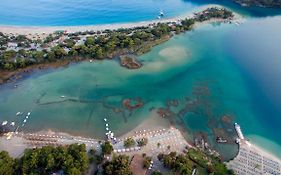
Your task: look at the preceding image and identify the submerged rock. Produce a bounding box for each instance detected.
[119,55,142,69]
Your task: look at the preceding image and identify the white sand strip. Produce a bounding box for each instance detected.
[0,4,241,36]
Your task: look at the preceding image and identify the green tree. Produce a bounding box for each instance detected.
[0,151,15,175]
[124,138,136,148]
[102,141,113,155]
[103,155,132,175]
[85,37,95,46]
[137,137,148,147]
[143,156,152,169]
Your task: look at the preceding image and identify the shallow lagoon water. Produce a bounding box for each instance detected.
[2,17,281,159]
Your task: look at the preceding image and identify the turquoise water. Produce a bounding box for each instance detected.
[0,0,281,26]
[1,17,281,159]
[0,0,197,26]
[1,0,281,160]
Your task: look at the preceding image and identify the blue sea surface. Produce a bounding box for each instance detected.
[0,0,197,26]
[0,0,280,26]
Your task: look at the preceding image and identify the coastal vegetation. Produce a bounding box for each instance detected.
[101,141,113,155]
[143,156,152,169]
[103,155,132,175]
[0,143,235,175]
[157,148,235,175]
[0,144,89,175]
[136,137,148,147]
[0,7,234,83]
[124,137,136,148]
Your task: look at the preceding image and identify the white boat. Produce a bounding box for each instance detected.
[106,127,109,131]
[60,96,65,98]
[2,121,8,126]
[26,116,29,119]
[16,112,21,116]
[10,122,15,126]
[159,10,164,17]
[104,118,107,122]
[105,123,108,127]
[27,112,31,116]
[89,59,93,63]
[23,119,27,123]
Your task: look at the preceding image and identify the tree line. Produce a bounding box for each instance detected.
[0,8,233,71]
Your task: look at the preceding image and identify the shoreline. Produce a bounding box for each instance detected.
[0,112,192,158]
[0,59,72,84]
[0,4,242,37]
[0,6,243,85]
[227,139,281,174]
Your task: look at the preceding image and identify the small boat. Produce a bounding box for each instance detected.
[89,59,93,63]
[23,119,27,123]
[10,122,15,126]
[26,116,29,119]
[216,137,227,143]
[105,123,109,127]
[16,112,21,116]
[27,112,31,116]
[2,121,8,126]
[60,96,65,98]
[104,118,107,122]
[159,10,164,17]
[106,127,109,131]
[234,21,240,26]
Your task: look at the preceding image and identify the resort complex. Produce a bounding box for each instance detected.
[228,124,281,175]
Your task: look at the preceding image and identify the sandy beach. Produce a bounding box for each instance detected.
[227,139,281,174]
[245,141,281,164]
[0,4,242,37]
[0,111,191,159]
[119,110,171,139]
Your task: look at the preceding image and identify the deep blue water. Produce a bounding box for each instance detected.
[225,16,281,154]
[0,0,197,26]
[0,0,280,26]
